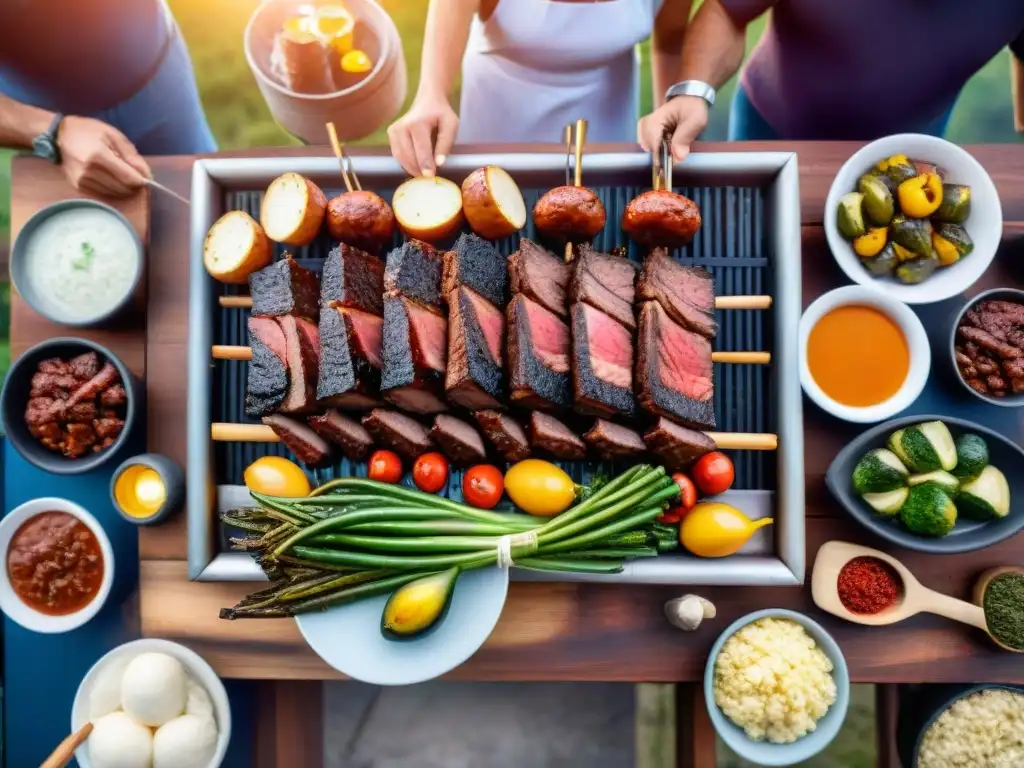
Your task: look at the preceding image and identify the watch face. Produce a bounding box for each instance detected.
[32,134,57,163]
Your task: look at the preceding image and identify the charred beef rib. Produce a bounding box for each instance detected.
[637,248,716,340]
[384,240,443,306]
[637,301,715,430]
[307,409,373,461]
[430,414,487,466]
[278,315,320,413]
[249,255,320,320]
[362,408,434,460]
[320,243,385,315]
[570,244,638,330]
[507,294,571,411]
[474,410,531,462]
[245,316,289,417]
[317,306,383,410]
[381,297,448,414]
[508,238,570,319]
[263,414,331,466]
[570,302,635,418]
[583,419,646,460]
[442,233,509,308]
[446,286,505,410]
[529,411,586,460]
[643,417,715,471]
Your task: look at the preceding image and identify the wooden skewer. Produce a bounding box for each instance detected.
[212,422,778,451]
[563,124,573,186]
[326,122,354,194]
[220,294,771,311]
[41,723,93,768]
[211,345,770,365]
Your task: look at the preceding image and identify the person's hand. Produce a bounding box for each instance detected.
[57,116,151,198]
[637,96,710,163]
[387,95,459,177]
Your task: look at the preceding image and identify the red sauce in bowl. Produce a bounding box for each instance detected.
[6,511,104,615]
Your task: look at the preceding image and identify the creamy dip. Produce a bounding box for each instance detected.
[22,206,140,323]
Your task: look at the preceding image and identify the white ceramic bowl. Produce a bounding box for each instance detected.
[72,638,232,768]
[799,286,930,423]
[824,133,1001,304]
[0,497,114,633]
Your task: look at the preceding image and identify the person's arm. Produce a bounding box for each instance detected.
[1010,32,1024,133]
[0,92,55,149]
[387,0,477,176]
[651,0,694,109]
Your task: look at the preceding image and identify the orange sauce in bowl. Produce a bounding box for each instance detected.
[807,305,909,407]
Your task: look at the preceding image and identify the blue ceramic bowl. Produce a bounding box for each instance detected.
[704,609,851,767]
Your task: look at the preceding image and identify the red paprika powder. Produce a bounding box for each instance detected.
[837,556,902,614]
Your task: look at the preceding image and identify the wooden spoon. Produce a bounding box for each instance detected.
[40,722,93,768]
[972,565,1024,653]
[811,540,1001,644]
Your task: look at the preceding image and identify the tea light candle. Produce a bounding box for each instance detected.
[110,454,184,526]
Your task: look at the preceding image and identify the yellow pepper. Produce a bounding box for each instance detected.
[898,172,944,218]
[932,232,961,266]
[679,502,773,558]
[853,227,888,258]
[504,459,577,517]
[892,243,916,263]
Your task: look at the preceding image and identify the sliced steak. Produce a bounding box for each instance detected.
[263,414,331,467]
[643,417,716,471]
[474,410,531,462]
[507,294,571,411]
[446,286,505,410]
[307,409,373,461]
[637,301,715,430]
[583,419,646,460]
[430,414,488,466]
[249,255,320,320]
[362,408,434,460]
[245,316,288,417]
[317,307,382,410]
[384,239,443,307]
[508,238,570,318]
[442,233,508,308]
[320,243,384,315]
[637,248,717,340]
[381,297,448,413]
[279,315,320,413]
[570,303,635,418]
[529,411,586,460]
[570,244,638,330]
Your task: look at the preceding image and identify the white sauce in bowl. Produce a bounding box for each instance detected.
[22,206,140,323]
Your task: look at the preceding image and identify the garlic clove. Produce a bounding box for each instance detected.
[664,594,716,631]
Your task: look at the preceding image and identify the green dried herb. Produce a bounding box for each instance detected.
[72,241,96,271]
[983,572,1024,649]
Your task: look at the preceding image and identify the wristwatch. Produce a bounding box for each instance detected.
[32,113,64,164]
[665,80,717,107]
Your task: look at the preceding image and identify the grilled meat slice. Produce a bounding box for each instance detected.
[446,286,505,410]
[570,244,638,330]
[570,302,635,418]
[249,255,320,320]
[362,408,434,460]
[320,243,385,315]
[637,248,716,340]
[529,411,586,460]
[381,296,448,414]
[474,410,531,462]
[583,419,646,460]
[279,315,320,413]
[263,414,331,466]
[317,306,382,410]
[637,301,715,430]
[307,409,373,461]
[643,417,715,471]
[441,233,508,308]
[384,239,443,307]
[508,238,570,318]
[430,414,487,466]
[507,294,571,411]
[245,316,289,417]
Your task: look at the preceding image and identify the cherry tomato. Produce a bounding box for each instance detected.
[368,450,403,484]
[462,465,504,509]
[413,452,449,493]
[691,451,735,496]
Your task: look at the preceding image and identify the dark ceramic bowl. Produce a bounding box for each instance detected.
[1,338,141,474]
[825,414,1024,554]
[110,453,185,525]
[948,287,1024,408]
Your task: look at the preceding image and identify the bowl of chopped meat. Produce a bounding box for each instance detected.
[950,289,1024,407]
[1,337,140,474]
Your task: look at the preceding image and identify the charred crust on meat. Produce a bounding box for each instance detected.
[249,255,320,320]
[384,240,443,307]
[381,297,447,413]
[570,303,636,418]
[506,295,571,412]
[441,233,509,308]
[320,243,385,315]
[317,308,381,406]
[445,287,505,410]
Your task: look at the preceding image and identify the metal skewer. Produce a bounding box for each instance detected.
[326,122,356,193]
[144,177,190,206]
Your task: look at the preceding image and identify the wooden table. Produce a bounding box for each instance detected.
[10,141,1024,767]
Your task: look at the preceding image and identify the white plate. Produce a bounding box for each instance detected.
[296,565,509,685]
[824,133,1002,305]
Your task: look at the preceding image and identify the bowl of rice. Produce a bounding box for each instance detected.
[704,608,850,767]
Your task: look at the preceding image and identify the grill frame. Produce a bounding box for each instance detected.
[187,152,804,584]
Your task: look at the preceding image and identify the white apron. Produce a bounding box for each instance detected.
[458,0,664,144]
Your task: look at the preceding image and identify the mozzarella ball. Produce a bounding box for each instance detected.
[89,657,130,720]
[121,653,187,727]
[184,678,214,720]
[153,715,218,768]
[88,711,153,768]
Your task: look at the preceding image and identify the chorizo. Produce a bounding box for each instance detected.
[622,189,701,248]
[326,190,396,255]
[532,185,606,243]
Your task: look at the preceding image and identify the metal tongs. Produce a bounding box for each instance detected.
[651,135,673,192]
[326,122,362,192]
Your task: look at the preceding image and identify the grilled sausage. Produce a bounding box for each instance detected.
[326,190,396,255]
[533,185,606,242]
[622,189,701,248]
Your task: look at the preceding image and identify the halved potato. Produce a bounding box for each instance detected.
[392,176,464,244]
[461,165,526,240]
[203,210,272,284]
[261,172,327,246]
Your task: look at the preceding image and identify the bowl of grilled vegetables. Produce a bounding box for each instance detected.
[826,415,1024,553]
[824,134,1001,304]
